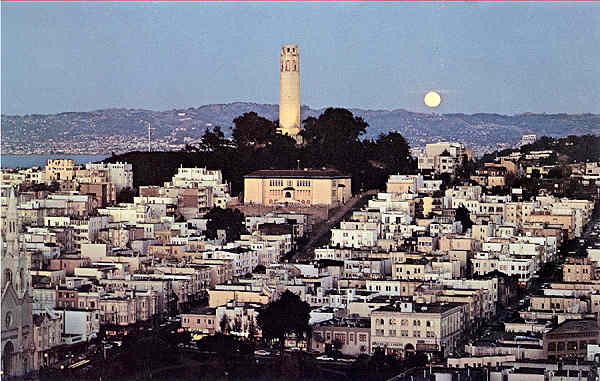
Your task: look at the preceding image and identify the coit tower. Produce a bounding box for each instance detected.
[279,44,301,143]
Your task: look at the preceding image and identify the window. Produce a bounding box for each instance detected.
[413,331,421,338]
[5,312,13,328]
[359,334,367,342]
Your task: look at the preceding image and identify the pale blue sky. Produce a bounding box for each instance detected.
[2,3,599,115]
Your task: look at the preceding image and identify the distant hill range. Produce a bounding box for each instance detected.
[2,102,599,152]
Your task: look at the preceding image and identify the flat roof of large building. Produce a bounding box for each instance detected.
[244,168,349,179]
[374,302,464,314]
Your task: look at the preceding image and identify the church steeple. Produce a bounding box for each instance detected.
[1,186,34,377]
[5,186,19,254]
[1,187,30,298]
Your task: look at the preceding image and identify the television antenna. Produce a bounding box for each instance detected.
[146,121,156,152]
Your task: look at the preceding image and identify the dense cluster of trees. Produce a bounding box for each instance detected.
[204,207,247,241]
[479,135,600,164]
[105,108,415,195]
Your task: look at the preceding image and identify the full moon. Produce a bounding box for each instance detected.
[424,91,442,108]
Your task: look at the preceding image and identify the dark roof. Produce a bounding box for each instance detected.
[375,302,464,314]
[258,223,293,235]
[546,319,599,335]
[186,306,217,315]
[316,259,345,267]
[244,168,349,179]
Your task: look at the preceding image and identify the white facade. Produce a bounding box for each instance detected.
[55,309,100,343]
[85,162,133,192]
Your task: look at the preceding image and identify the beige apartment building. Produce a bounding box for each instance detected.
[563,257,596,282]
[525,210,575,240]
[370,301,466,358]
[243,168,351,207]
[392,259,433,280]
[207,285,272,308]
[386,175,422,194]
[311,318,371,356]
[182,307,217,336]
[99,295,137,327]
[439,235,476,253]
[45,159,80,182]
[544,319,600,360]
[530,296,589,314]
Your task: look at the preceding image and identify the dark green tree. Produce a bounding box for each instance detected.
[372,131,412,175]
[455,205,474,231]
[232,112,276,148]
[116,186,136,203]
[257,290,310,354]
[300,108,367,146]
[200,126,226,151]
[204,207,247,242]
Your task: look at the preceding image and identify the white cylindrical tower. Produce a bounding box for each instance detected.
[279,44,301,143]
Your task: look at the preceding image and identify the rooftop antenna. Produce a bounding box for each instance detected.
[146,121,155,152]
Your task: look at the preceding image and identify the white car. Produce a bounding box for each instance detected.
[254,350,271,356]
[316,355,334,361]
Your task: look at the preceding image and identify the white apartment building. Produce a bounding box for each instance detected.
[166,166,231,206]
[471,252,537,286]
[55,309,100,343]
[202,248,259,277]
[330,226,378,249]
[85,162,133,192]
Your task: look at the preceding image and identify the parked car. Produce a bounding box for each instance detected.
[316,355,334,361]
[254,350,271,356]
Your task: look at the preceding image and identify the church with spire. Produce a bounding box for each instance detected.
[2,187,34,377]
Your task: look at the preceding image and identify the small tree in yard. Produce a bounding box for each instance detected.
[219,314,231,334]
[232,317,243,334]
[257,290,310,355]
[247,320,258,343]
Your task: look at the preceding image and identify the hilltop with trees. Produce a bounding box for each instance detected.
[104,107,416,195]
